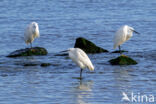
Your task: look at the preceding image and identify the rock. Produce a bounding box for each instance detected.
[23,63,39,66]
[15,62,51,67]
[1,74,8,77]
[15,62,40,66]
[74,37,108,53]
[40,63,51,67]
[112,50,128,53]
[109,55,137,65]
[7,47,48,57]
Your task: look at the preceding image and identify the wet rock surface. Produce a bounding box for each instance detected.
[74,37,108,53]
[7,47,48,57]
[40,63,51,67]
[112,50,128,53]
[109,55,138,65]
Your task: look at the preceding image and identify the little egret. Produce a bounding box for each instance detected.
[24,22,40,48]
[63,48,94,79]
[113,25,139,54]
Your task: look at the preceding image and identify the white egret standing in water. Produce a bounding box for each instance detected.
[63,48,94,79]
[24,22,40,48]
[113,25,139,54]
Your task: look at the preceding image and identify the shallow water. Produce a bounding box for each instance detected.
[0,0,155,104]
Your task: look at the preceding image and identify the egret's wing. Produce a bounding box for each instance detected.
[32,26,36,35]
[76,49,94,71]
[24,24,33,37]
[35,26,40,38]
[113,26,126,49]
[24,23,35,44]
[125,26,133,41]
[32,23,40,38]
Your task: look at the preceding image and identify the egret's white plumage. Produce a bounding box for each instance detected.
[114,25,134,49]
[113,25,139,54]
[67,48,94,79]
[24,22,39,47]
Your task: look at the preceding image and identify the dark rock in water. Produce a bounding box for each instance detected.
[15,62,40,66]
[1,74,8,77]
[7,47,48,57]
[16,62,51,67]
[74,37,108,53]
[109,55,137,65]
[112,50,128,53]
[40,63,51,67]
[23,63,39,66]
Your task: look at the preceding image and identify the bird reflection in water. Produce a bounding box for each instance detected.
[72,80,93,104]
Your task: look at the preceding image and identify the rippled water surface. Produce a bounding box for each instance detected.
[0,0,156,104]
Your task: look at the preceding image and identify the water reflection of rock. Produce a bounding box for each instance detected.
[13,56,41,66]
[113,67,134,102]
[72,80,93,104]
[113,67,133,89]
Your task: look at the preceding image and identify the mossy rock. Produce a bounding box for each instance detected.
[7,47,48,57]
[109,55,137,65]
[74,37,108,53]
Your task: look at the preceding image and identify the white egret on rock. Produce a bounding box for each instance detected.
[63,48,94,79]
[113,25,139,54]
[24,22,40,48]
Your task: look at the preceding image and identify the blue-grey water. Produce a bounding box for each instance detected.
[0,0,156,104]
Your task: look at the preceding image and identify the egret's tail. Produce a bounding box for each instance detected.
[114,41,119,49]
[88,64,94,71]
[113,44,117,49]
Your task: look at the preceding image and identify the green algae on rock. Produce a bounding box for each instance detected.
[74,37,108,53]
[7,47,48,57]
[109,55,137,65]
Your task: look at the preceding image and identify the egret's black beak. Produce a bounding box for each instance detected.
[134,30,140,34]
[60,50,68,53]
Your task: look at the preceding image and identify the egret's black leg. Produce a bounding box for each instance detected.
[80,69,83,80]
[80,80,82,85]
[119,45,122,55]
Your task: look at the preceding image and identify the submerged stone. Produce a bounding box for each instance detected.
[40,63,51,67]
[74,37,108,53]
[109,55,137,65]
[7,47,48,57]
[112,50,128,53]
[23,63,39,66]
[15,62,40,66]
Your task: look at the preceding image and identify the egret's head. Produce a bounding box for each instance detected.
[61,48,75,53]
[68,48,75,52]
[32,22,38,29]
[127,25,140,34]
